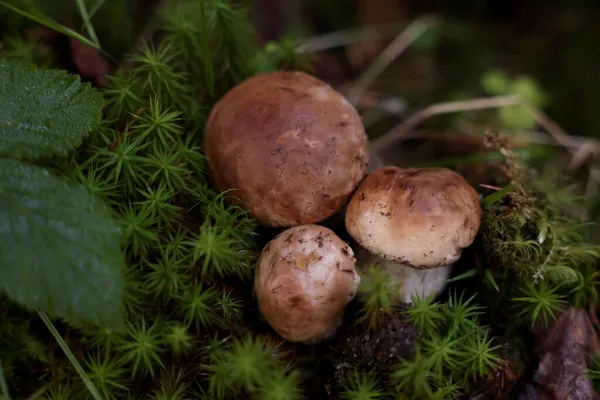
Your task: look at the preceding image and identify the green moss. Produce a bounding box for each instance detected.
[1,1,599,399]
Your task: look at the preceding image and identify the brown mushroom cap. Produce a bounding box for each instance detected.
[204,70,369,228]
[254,224,360,343]
[345,166,482,269]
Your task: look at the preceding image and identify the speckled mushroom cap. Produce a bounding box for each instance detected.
[254,224,360,343]
[345,166,482,269]
[204,70,369,228]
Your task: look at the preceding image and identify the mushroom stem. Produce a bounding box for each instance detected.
[355,246,452,304]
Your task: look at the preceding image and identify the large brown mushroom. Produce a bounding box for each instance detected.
[204,70,369,228]
[345,166,482,303]
[254,224,361,343]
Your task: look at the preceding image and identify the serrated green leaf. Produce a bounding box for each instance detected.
[0,158,126,328]
[0,59,104,158]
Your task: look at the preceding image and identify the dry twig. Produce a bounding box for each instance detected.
[371,95,521,151]
[294,22,406,54]
[346,14,441,105]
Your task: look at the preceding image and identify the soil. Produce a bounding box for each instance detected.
[324,302,420,398]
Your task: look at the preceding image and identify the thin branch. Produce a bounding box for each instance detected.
[567,140,597,171]
[371,95,521,152]
[520,103,578,154]
[517,104,600,170]
[480,184,503,191]
[346,14,441,105]
[294,22,405,53]
[387,128,600,153]
[501,130,600,151]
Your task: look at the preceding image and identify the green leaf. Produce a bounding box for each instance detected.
[0,159,126,328]
[0,59,104,158]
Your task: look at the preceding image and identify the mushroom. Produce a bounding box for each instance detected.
[203,70,369,228]
[344,166,481,303]
[254,224,361,343]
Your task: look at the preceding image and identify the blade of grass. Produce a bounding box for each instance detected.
[0,360,10,400]
[0,1,100,51]
[37,310,102,400]
[75,0,100,48]
[482,183,517,207]
[199,1,215,99]
[24,385,48,400]
[89,0,108,19]
[444,268,478,284]
[347,15,441,105]
[485,269,500,292]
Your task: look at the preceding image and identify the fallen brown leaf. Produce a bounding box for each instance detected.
[517,307,600,400]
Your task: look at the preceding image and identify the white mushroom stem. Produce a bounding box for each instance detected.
[354,246,452,304]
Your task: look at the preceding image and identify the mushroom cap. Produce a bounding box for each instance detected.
[345,166,482,269]
[204,70,369,228]
[254,224,360,343]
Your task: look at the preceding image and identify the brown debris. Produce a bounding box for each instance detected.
[517,307,600,400]
[469,355,519,400]
[328,303,419,396]
[69,37,111,87]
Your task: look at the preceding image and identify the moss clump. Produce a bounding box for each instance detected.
[1,1,600,400]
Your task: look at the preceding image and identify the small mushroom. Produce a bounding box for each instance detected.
[204,70,369,228]
[254,224,361,343]
[345,166,482,303]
